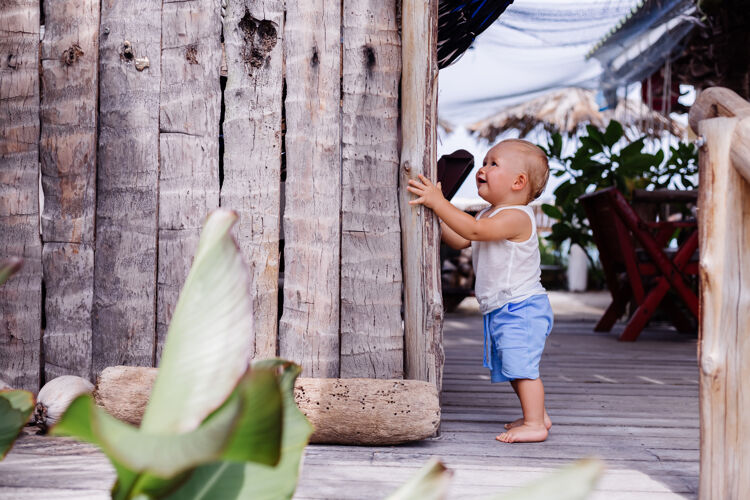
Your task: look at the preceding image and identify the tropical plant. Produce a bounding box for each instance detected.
[0,259,33,462]
[50,210,313,500]
[0,389,34,461]
[538,121,698,262]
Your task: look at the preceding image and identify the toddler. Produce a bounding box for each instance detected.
[408,139,553,443]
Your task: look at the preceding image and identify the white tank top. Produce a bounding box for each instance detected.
[471,205,546,315]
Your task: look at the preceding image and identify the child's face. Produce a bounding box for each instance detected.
[476,144,527,205]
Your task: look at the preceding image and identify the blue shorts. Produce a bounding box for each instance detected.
[483,294,554,383]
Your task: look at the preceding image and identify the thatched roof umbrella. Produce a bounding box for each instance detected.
[467,87,684,143]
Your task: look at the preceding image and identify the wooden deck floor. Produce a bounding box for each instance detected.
[0,297,700,499]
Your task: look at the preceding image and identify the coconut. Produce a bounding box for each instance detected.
[34,375,94,431]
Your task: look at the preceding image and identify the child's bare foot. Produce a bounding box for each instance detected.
[504,412,552,430]
[496,423,548,443]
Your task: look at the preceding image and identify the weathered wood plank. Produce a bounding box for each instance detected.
[0,0,42,391]
[92,0,162,374]
[279,0,342,377]
[0,488,107,500]
[339,0,403,379]
[399,0,443,388]
[696,115,750,500]
[39,0,99,382]
[220,0,283,360]
[0,452,113,490]
[155,0,222,361]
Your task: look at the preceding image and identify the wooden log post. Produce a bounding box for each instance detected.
[0,0,42,391]
[340,0,404,379]
[221,0,284,360]
[279,1,342,377]
[156,0,222,361]
[690,88,750,499]
[94,366,441,445]
[93,0,162,374]
[39,0,99,382]
[399,0,444,389]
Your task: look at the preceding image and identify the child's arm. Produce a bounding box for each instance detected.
[408,174,528,242]
[441,221,471,250]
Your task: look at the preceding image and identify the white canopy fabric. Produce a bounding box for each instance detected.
[438,0,643,126]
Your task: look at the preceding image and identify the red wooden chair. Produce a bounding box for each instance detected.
[579,187,698,341]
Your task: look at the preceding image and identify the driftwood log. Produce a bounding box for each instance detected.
[94,366,440,445]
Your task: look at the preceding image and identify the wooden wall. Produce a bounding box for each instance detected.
[0,0,42,391]
[0,0,442,391]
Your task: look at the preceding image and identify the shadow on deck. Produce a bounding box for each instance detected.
[0,293,699,499]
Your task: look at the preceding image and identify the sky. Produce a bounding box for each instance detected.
[436,0,645,202]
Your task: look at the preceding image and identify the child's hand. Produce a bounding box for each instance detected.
[407,174,444,209]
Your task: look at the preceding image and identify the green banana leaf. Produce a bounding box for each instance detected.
[141,209,255,435]
[52,392,238,479]
[165,361,313,500]
[52,366,284,496]
[385,457,453,500]
[0,390,34,460]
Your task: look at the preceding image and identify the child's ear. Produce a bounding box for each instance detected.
[512,173,528,191]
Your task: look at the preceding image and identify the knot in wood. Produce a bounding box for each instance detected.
[185,44,198,65]
[121,41,134,61]
[701,353,721,376]
[62,43,84,65]
[238,9,277,74]
[7,53,18,69]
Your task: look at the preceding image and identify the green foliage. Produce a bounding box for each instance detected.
[539,121,698,260]
[50,210,313,500]
[164,361,313,500]
[141,211,257,436]
[538,236,563,267]
[0,390,34,460]
[0,260,28,462]
[649,141,700,190]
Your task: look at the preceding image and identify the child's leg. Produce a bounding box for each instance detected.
[496,378,548,443]
[504,379,552,430]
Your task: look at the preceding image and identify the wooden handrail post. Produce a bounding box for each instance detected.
[399,0,444,390]
[692,86,750,499]
[689,87,750,131]
[730,117,750,184]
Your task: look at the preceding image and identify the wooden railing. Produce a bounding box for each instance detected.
[689,87,750,499]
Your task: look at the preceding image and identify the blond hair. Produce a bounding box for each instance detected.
[497,138,550,202]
